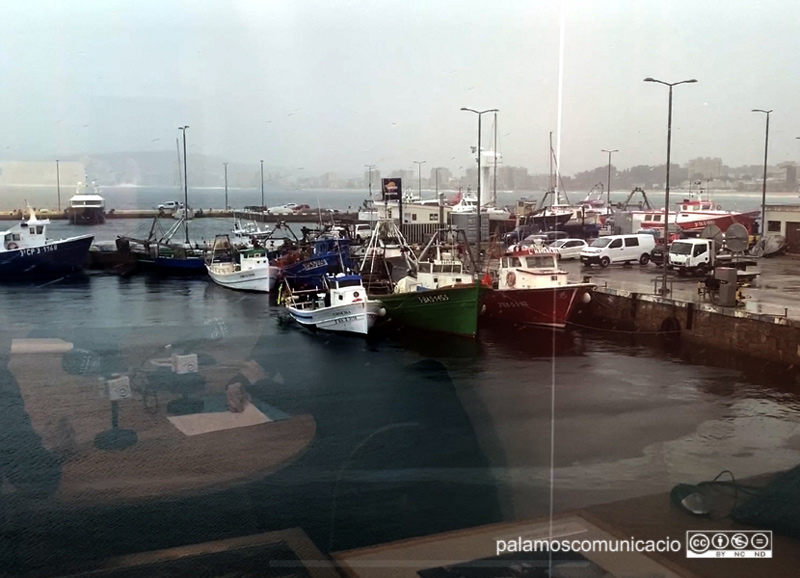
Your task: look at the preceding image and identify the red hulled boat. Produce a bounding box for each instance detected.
[482,243,594,329]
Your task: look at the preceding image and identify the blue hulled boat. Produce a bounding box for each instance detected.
[0,208,94,277]
[275,237,352,288]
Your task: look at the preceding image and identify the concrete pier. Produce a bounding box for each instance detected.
[564,257,800,367]
[0,209,357,222]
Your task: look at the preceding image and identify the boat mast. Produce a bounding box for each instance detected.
[549,132,554,193]
[179,125,190,245]
[493,112,498,206]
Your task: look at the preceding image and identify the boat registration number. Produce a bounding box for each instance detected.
[20,245,57,256]
[418,294,449,304]
[302,259,327,271]
[332,315,358,324]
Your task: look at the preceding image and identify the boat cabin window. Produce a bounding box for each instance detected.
[524,255,556,269]
[432,263,463,274]
[508,257,522,267]
[335,278,362,288]
[35,226,44,234]
[418,262,432,273]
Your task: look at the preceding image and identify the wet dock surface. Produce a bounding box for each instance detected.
[561,255,800,319]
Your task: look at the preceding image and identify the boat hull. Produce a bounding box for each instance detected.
[286,300,379,335]
[68,208,106,225]
[375,283,482,338]
[134,255,207,275]
[0,235,94,278]
[207,265,277,292]
[279,252,351,287]
[482,284,593,328]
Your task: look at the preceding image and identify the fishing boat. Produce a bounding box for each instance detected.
[0,207,94,277]
[360,224,483,338]
[67,179,106,225]
[283,273,384,335]
[482,241,594,328]
[629,189,759,233]
[275,235,353,289]
[118,215,206,275]
[121,127,205,274]
[205,234,276,292]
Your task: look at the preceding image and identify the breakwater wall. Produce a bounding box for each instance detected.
[585,287,800,368]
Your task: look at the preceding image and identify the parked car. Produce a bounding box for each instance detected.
[354,224,372,242]
[268,203,298,215]
[292,204,311,212]
[519,230,569,246]
[158,201,184,211]
[549,238,588,260]
[650,243,669,267]
[580,233,656,268]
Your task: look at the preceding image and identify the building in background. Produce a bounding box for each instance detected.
[687,157,723,180]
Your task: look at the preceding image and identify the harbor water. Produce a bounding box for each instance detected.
[0,189,799,574]
[2,273,800,572]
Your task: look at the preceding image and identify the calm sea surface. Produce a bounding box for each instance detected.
[0,188,799,574]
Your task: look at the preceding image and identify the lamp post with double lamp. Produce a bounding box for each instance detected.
[643,77,697,296]
[752,109,772,239]
[178,125,190,244]
[413,160,426,200]
[364,164,376,198]
[460,107,499,266]
[601,149,618,217]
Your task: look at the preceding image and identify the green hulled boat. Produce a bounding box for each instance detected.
[358,221,484,338]
[377,282,483,338]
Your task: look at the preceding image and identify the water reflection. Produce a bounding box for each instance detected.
[1,274,800,574]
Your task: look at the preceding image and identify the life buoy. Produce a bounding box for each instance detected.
[7,243,18,250]
[716,204,722,210]
[506,271,516,287]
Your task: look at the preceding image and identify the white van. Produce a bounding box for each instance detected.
[580,234,656,268]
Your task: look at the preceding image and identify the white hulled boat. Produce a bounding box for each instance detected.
[283,273,383,335]
[205,234,276,292]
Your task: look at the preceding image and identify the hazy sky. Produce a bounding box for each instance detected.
[2,0,799,177]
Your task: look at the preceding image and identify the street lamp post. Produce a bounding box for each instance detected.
[601,149,618,212]
[55,159,61,212]
[364,164,376,198]
[260,160,265,210]
[413,160,426,200]
[436,168,443,225]
[644,77,697,297]
[753,109,772,239]
[178,125,190,244]
[460,107,499,267]
[223,162,229,210]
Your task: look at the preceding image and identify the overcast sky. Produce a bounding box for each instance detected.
[1,0,799,177]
